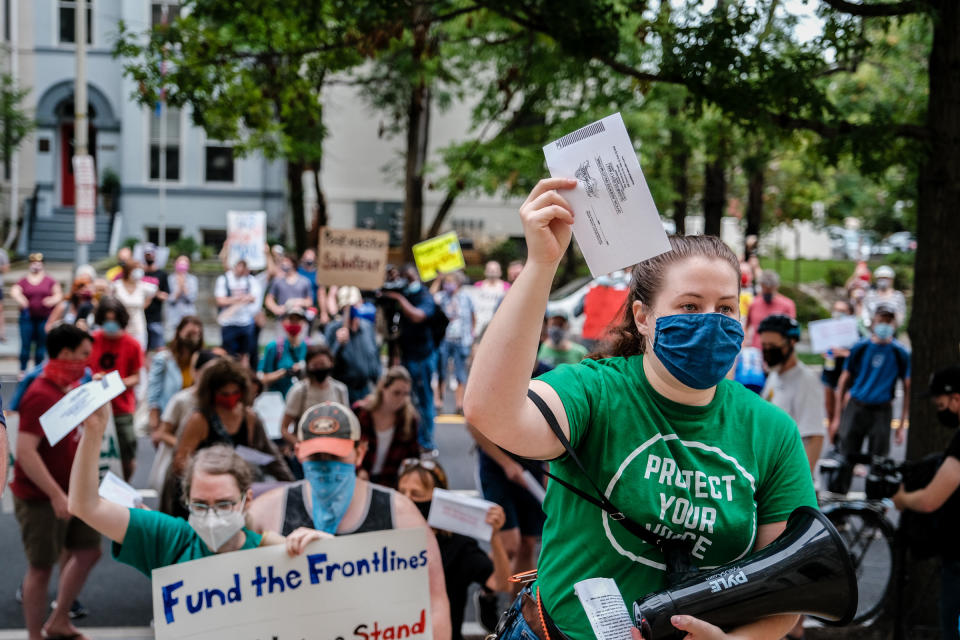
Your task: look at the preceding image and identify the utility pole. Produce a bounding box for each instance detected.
[75,0,89,266]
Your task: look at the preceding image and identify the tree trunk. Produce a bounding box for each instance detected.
[745,164,764,244]
[669,109,688,236]
[402,8,432,261]
[703,142,726,237]
[306,163,327,250]
[902,1,960,633]
[287,160,308,254]
[426,183,463,238]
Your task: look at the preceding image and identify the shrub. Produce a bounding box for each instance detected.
[825,265,849,289]
[171,236,199,260]
[780,285,829,326]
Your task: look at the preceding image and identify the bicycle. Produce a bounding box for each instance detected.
[817,453,903,626]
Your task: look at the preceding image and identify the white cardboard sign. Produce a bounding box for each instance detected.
[39,371,125,447]
[426,488,496,542]
[808,316,861,353]
[543,113,671,276]
[152,528,432,640]
[227,211,267,271]
[253,392,286,440]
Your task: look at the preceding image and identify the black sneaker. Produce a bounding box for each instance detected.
[50,599,89,619]
[474,589,501,632]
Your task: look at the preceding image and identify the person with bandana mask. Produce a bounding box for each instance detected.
[173,358,293,489]
[280,343,349,450]
[759,315,826,475]
[397,458,510,640]
[830,302,911,468]
[744,269,796,349]
[893,365,960,640]
[249,401,452,640]
[11,253,62,377]
[464,178,815,640]
[324,286,381,404]
[69,435,327,590]
[10,325,100,640]
[87,297,145,481]
[258,305,309,397]
[861,264,907,330]
[537,310,588,367]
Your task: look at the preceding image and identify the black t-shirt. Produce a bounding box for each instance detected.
[144,268,169,323]
[437,532,493,640]
[942,430,960,559]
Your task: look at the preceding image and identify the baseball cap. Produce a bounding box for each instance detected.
[143,242,157,256]
[296,402,361,461]
[874,301,898,317]
[928,365,960,397]
[283,304,307,320]
[874,265,895,280]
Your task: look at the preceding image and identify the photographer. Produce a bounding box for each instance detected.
[380,265,440,455]
[464,178,814,640]
[893,365,960,640]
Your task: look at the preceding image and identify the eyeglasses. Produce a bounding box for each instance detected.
[187,497,243,517]
[398,457,447,487]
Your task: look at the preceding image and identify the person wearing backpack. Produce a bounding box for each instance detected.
[894,365,960,640]
[258,306,309,397]
[465,178,815,640]
[380,264,441,455]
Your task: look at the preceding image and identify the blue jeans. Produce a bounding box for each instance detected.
[943,558,960,640]
[19,312,46,372]
[496,587,541,640]
[221,323,254,359]
[438,340,470,384]
[403,351,437,451]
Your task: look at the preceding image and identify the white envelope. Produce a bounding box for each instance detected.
[427,488,497,542]
[39,371,125,447]
[98,470,144,509]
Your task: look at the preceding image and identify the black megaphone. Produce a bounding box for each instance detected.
[633,506,858,640]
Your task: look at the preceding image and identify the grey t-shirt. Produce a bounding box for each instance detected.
[268,274,312,307]
[283,378,349,419]
[761,361,826,438]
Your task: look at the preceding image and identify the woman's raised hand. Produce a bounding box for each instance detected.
[519,178,578,266]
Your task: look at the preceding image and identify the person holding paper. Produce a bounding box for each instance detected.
[354,366,422,488]
[259,306,309,396]
[87,297,145,481]
[9,324,101,640]
[821,300,856,429]
[397,458,510,640]
[464,178,815,640]
[248,401,452,640]
[70,432,327,577]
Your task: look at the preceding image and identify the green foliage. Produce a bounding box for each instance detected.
[170,235,199,259]
[199,245,218,260]
[484,237,524,268]
[779,285,829,325]
[0,71,34,165]
[825,265,849,289]
[122,236,139,250]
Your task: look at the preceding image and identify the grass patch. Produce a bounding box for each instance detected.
[759,258,857,287]
[798,352,825,366]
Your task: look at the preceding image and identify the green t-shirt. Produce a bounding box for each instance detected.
[534,355,816,639]
[538,341,589,367]
[113,507,263,576]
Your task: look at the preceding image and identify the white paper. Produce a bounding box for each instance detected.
[39,371,125,447]
[253,392,286,440]
[543,113,671,276]
[234,445,275,466]
[227,211,267,270]
[98,470,143,508]
[574,578,634,640]
[808,316,861,353]
[521,470,546,504]
[427,488,496,542]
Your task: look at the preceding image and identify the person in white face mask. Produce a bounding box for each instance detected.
[69,409,325,576]
[860,265,906,329]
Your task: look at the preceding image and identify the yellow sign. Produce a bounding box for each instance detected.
[412,232,465,281]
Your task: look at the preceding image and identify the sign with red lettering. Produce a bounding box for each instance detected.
[317,227,390,290]
[73,155,96,243]
[152,528,432,640]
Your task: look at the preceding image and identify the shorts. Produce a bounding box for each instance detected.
[14,496,101,568]
[147,321,166,351]
[114,413,138,466]
[479,452,545,537]
[438,341,470,384]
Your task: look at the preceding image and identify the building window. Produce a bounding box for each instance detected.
[4,0,11,42]
[201,228,227,250]
[204,145,234,183]
[59,1,93,45]
[149,107,180,181]
[145,227,182,245]
[150,2,180,28]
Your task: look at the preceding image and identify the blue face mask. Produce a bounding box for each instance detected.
[102,320,121,336]
[653,313,745,390]
[874,323,895,341]
[301,460,356,534]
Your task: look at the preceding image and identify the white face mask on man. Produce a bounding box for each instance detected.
[188,498,246,552]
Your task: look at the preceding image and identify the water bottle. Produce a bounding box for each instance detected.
[824,348,836,372]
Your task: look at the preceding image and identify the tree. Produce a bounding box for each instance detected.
[0,71,34,247]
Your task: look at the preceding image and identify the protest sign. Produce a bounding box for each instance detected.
[227,211,267,270]
[99,411,124,481]
[152,528,432,640]
[412,232,465,282]
[253,392,286,440]
[543,112,671,276]
[427,488,496,542]
[40,371,125,447]
[317,227,390,290]
[808,316,861,354]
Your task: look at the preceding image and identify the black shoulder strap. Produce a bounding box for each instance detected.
[526,389,671,551]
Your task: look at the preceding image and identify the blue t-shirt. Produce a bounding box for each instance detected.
[844,338,910,405]
[259,339,307,397]
[298,267,318,306]
[397,286,436,361]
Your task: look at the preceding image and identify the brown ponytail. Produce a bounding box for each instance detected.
[597,235,741,358]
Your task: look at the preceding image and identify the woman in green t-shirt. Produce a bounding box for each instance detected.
[69,405,325,577]
[464,178,816,640]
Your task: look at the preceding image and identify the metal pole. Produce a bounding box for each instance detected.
[7,0,18,247]
[157,4,167,248]
[75,0,89,265]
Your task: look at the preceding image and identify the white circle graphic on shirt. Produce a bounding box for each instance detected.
[601,433,758,571]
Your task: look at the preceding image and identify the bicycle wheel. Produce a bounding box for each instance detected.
[825,505,896,625]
